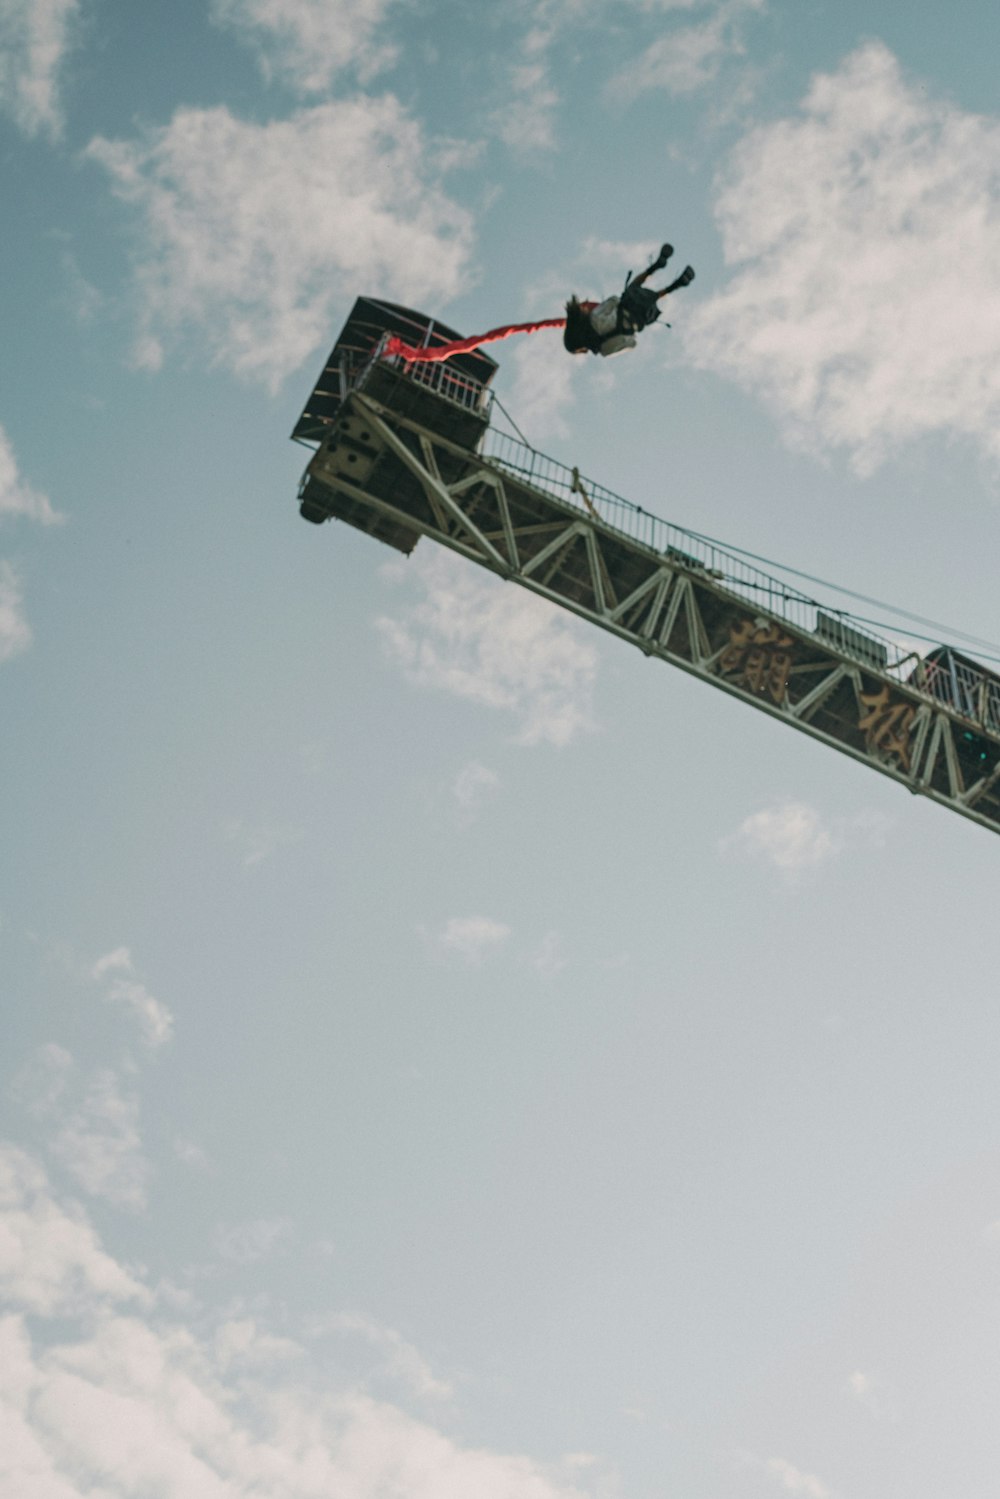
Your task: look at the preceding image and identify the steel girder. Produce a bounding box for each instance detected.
[301,391,1000,839]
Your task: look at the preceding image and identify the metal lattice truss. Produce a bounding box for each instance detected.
[301,389,1000,838]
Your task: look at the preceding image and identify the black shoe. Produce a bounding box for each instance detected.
[664,265,695,295]
[651,243,673,271]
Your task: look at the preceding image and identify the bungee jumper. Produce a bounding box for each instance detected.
[381,243,695,364]
[563,243,695,358]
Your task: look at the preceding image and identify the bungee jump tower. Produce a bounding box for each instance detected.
[292,297,1000,839]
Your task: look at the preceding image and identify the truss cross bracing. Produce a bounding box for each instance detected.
[295,343,1000,840]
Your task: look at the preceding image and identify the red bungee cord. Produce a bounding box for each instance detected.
[382,317,567,364]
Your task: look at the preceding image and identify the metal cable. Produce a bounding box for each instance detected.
[685,529,1000,659]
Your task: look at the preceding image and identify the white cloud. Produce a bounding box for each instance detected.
[224,816,304,867]
[0,1145,596,1499]
[0,426,63,525]
[721,799,891,874]
[90,947,132,982]
[92,949,174,1050]
[491,1,756,156]
[0,1145,147,1314]
[211,0,398,91]
[86,98,476,389]
[765,1457,833,1499]
[0,0,79,138]
[213,1217,293,1264]
[426,916,512,965]
[59,248,104,326]
[721,800,839,873]
[506,334,580,441]
[528,930,568,976]
[49,1069,149,1212]
[377,549,598,747]
[10,1042,74,1119]
[106,979,174,1049]
[13,1048,151,1213]
[846,1367,898,1421]
[173,1137,210,1171]
[607,0,764,99]
[453,762,500,824]
[491,58,561,154]
[322,1313,454,1401]
[687,42,1000,473]
[0,561,32,663]
[214,1317,302,1369]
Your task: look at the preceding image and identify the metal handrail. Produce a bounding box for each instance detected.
[480,428,1000,729]
[359,335,494,417]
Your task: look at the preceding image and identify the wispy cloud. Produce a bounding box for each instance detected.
[0,426,63,525]
[92,948,174,1050]
[224,816,304,867]
[738,1451,834,1499]
[506,335,580,442]
[319,1313,454,1400]
[687,42,1000,473]
[173,1136,210,1171]
[528,930,568,976]
[9,1042,74,1119]
[0,427,63,665]
[90,947,132,982]
[213,1216,293,1264]
[491,0,756,156]
[210,0,398,90]
[0,0,79,139]
[214,1316,303,1369]
[720,800,838,873]
[607,0,765,99]
[0,561,31,663]
[0,1144,147,1314]
[49,1068,149,1211]
[377,550,598,747]
[12,1046,151,1212]
[423,916,512,965]
[453,762,500,825]
[846,1368,898,1420]
[720,800,889,875]
[764,1457,833,1499]
[86,99,476,389]
[490,56,561,155]
[0,1142,603,1499]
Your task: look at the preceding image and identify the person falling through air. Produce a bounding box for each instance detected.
[563,244,695,358]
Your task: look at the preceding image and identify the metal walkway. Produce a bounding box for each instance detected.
[294,309,1000,840]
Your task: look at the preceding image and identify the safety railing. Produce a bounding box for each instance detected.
[359,335,494,417]
[911,655,1000,736]
[479,428,1000,729]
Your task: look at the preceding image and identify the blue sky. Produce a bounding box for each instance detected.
[3,2,1000,1497]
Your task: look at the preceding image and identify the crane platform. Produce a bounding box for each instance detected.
[293,299,1000,840]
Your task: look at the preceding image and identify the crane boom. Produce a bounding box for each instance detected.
[293,299,1000,840]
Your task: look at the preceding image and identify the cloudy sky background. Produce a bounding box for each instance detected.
[3,2,1000,1496]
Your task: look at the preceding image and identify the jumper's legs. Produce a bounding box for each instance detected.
[655,265,695,299]
[630,243,673,289]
